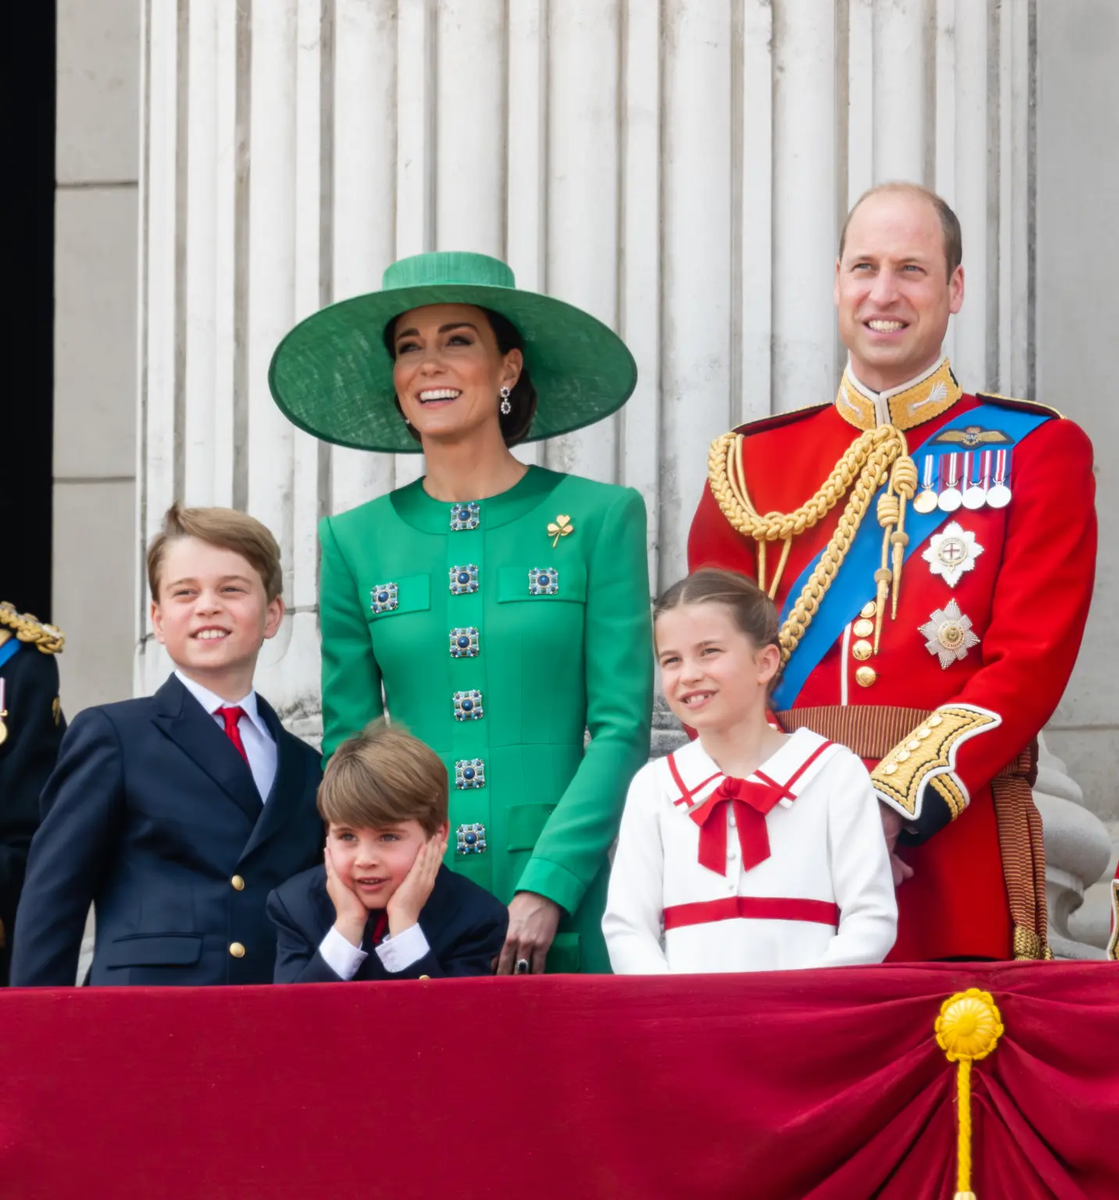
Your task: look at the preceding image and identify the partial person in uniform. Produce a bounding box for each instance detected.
[603,570,896,974]
[688,183,1097,961]
[269,251,653,974]
[0,603,65,985]
[11,506,323,986]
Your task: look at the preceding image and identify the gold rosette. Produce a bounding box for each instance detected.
[935,988,1004,1200]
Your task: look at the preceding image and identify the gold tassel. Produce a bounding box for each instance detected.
[935,989,1004,1200]
[889,454,918,619]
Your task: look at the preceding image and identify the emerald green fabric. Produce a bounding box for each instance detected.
[319,466,654,973]
[268,251,638,453]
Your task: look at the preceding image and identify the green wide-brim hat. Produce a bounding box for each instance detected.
[268,251,638,453]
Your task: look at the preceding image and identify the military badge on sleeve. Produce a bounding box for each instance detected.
[922,521,984,588]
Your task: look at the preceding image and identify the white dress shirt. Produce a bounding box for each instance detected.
[175,670,278,802]
[603,729,898,974]
[318,922,431,978]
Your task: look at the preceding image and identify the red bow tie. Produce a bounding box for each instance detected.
[689,776,788,876]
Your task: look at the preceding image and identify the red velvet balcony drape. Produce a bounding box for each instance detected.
[2,962,1116,1199]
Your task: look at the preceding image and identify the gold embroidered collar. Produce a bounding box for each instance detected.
[835,358,962,431]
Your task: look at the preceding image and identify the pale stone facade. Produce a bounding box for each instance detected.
[53,0,1116,954]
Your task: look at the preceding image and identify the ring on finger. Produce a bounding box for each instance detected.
[515,958,531,975]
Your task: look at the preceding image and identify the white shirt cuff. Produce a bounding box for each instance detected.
[318,926,368,980]
[375,921,431,973]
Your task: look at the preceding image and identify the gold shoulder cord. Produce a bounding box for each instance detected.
[708,427,916,665]
[0,602,65,655]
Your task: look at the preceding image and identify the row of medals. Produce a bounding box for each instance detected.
[911,449,1012,515]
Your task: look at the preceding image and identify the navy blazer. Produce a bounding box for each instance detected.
[0,640,66,986]
[268,863,508,983]
[10,674,323,987]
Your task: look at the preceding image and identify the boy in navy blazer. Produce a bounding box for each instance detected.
[269,722,507,983]
[11,504,323,987]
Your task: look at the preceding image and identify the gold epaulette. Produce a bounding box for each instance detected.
[0,602,65,655]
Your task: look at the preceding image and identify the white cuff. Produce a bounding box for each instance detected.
[375,921,431,973]
[318,926,368,980]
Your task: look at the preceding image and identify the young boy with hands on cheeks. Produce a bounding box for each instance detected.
[268,722,508,983]
[11,505,323,987]
[603,569,897,975]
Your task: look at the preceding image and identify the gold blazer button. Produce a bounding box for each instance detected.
[231,875,245,891]
[229,942,246,958]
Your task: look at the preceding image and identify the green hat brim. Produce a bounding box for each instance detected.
[268,283,638,454]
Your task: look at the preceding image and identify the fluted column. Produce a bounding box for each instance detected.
[1034,737,1113,959]
[139,0,1047,718]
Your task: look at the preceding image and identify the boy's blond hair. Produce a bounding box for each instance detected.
[147,502,283,602]
[318,721,448,836]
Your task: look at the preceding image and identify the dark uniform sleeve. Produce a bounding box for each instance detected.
[0,643,66,984]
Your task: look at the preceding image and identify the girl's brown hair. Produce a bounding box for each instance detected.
[318,720,448,836]
[654,568,780,652]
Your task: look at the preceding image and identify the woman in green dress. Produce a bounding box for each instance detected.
[269,252,652,974]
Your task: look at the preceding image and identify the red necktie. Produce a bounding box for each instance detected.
[689,776,788,875]
[216,705,249,765]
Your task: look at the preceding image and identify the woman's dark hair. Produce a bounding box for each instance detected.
[654,569,781,689]
[385,306,538,447]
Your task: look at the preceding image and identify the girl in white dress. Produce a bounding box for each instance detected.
[603,569,896,974]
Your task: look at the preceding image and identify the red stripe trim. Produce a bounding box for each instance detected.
[782,739,835,790]
[663,896,840,931]
[666,753,689,800]
[666,753,722,808]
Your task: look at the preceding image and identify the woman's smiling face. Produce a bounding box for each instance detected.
[391,303,522,445]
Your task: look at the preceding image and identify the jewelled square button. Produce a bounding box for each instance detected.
[370,582,398,614]
[450,502,480,532]
[455,759,486,789]
[449,627,480,658]
[450,564,479,595]
[529,567,559,596]
[456,823,487,855]
[453,689,484,721]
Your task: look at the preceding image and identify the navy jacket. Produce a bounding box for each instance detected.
[0,640,66,985]
[268,863,508,983]
[10,674,323,987]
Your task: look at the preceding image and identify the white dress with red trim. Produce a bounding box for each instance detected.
[602,728,897,974]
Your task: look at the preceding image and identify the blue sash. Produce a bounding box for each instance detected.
[0,638,21,670]
[770,403,1051,708]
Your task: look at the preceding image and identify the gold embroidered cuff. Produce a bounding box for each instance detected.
[929,773,968,822]
[870,704,1001,820]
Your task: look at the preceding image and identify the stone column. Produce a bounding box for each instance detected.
[140,1,1045,700]
[1034,737,1113,959]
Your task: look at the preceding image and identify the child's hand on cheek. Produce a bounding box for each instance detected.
[386,832,447,937]
[325,842,368,948]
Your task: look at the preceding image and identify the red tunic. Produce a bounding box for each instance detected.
[687,382,1096,960]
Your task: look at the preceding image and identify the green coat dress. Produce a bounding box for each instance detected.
[318,466,653,973]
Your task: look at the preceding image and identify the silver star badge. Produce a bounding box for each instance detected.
[921,521,984,588]
[919,599,980,669]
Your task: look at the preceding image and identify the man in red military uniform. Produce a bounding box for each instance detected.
[688,183,1097,961]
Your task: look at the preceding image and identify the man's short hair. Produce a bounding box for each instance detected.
[147,503,284,602]
[318,721,448,836]
[838,182,963,279]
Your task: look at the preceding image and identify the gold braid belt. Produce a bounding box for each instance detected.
[707,426,918,665]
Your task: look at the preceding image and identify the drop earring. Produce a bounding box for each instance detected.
[499,386,512,416]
